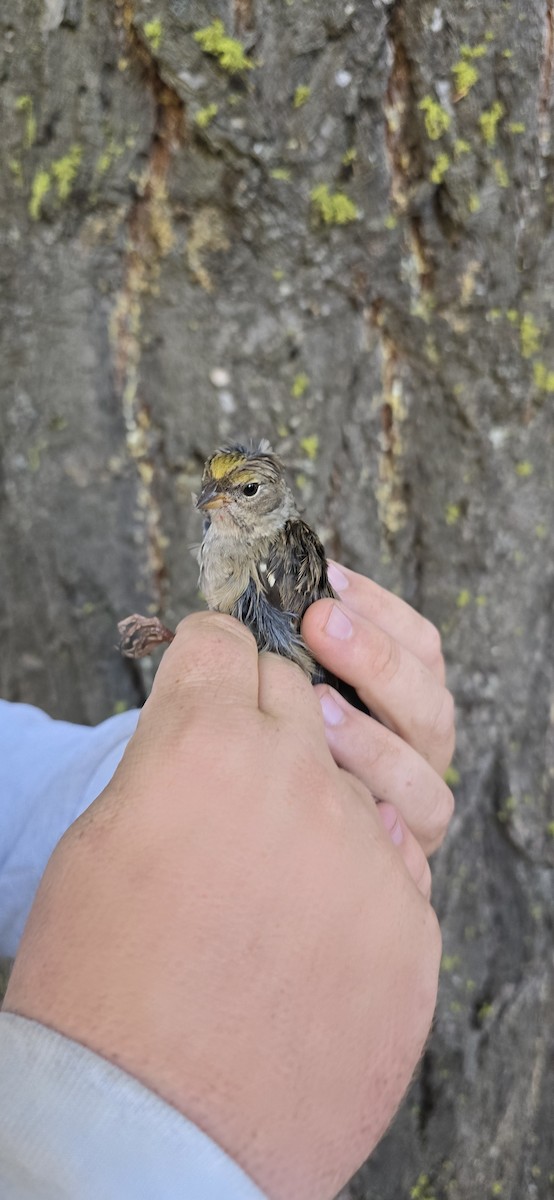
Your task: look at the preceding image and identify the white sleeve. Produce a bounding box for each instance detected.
[0,1014,267,1200]
[0,700,140,957]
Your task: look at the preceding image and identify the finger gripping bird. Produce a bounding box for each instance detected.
[194,440,335,683]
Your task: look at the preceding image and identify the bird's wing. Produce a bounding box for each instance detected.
[260,519,336,619]
[258,521,370,714]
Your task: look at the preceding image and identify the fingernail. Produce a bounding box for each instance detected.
[379,803,404,846]
[320,692,345,727]
[327,562,349,593]
[324,604,353,640]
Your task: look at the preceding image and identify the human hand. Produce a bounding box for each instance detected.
[4,613,440,1200]
[302,562,455,857]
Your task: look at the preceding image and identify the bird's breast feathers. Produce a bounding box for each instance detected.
[199,518,333,618]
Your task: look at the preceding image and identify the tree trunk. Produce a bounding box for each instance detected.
[1,2,552,1197]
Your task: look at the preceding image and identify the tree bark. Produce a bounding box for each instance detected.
[1,1,552,1196]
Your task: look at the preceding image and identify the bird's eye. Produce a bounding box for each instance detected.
[242,481,260,497]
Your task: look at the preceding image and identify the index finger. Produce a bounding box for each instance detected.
[149,611,261,722]
[327,562,445,684]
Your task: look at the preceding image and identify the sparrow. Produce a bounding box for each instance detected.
[195,440,338,685]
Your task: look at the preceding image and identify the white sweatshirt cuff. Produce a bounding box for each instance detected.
[0,1013,268,1200]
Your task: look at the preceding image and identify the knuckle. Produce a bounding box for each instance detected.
[359,721,396,774]
[425,784,455,851]
[428,688,455,747]
[367,629,400,684]
[420,618,443,664]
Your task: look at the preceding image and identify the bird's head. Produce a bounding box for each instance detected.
[195,441,296,540]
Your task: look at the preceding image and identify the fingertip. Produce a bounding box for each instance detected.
[318,687,347,729]
[301,597,335,641]
[327,560,350,594]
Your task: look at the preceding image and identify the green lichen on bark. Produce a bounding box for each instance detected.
[143,18,163,51]
[419,95,451,139]
[193,20,254,73]
[51,145,82,200]
[29,169,51,219]
[15,94,36,148]
[195,103,218,128]
[430,153,450,184]
[310,184,358,224]
[479,102,504,146]
[293,85,311,108]
[452,61,479,98]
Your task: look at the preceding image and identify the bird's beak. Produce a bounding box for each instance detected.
[195,482,229,511]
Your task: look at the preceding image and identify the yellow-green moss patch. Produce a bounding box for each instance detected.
[194,20,254,73]
[96,139,125,175]
[460,42,487,59]
[300,434,319,460]
[270,167,291,181]
[479,102,504,146]
[515,460,533,477]
[445,503,461,525]
[310,184,357,224]
[430,152,450,184]
[519,312,540,358]
[15,94,37,149]
[533,361,554,391]
[29,169,51,219]
[493,159,509,187]
[419,95,451,140]
[410,1173,436,1200]
[195,103,218,128]
[293,84,310,108]
[452,61,479,98]
[144,18,162,51]
[291,372,310,398]
[51,144,82,201]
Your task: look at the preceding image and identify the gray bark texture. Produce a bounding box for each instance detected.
[1,1,553,1197]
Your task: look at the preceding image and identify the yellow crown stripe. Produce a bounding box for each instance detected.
[231,469,259,484]
[209,452,247,479]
